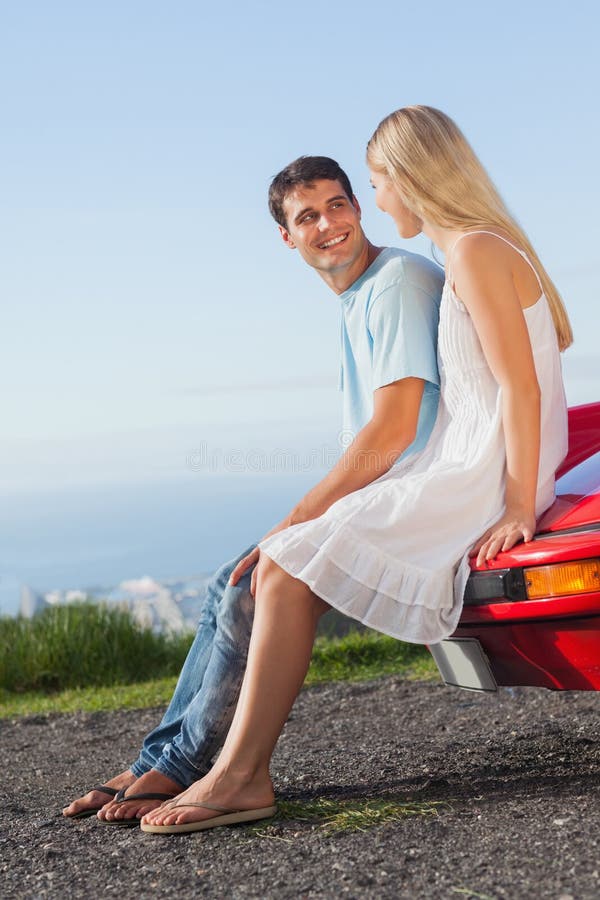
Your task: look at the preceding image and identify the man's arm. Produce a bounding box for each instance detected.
[286,376,424,524]
[228,376,425,588]
[229,268,441,590]
[268,272,440,529]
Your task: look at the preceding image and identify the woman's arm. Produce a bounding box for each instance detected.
[451,234,541,566]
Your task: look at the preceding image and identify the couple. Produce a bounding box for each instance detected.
[64,106,571,834]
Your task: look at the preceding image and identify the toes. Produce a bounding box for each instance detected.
[103,800,166,822]
[141,811,160,825]
[99,802,130,822]
[160,812,181,826]
[142,810,175,826]
[64,790,105,816]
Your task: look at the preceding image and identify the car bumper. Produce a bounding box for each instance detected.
[447,604,600,690]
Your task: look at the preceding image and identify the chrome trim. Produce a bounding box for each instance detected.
[534,522,600,540]
[430,639,497,692]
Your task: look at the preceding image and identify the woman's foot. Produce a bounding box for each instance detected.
[97,769,183,823]
[62,769,135,818]
[141,767,275,829]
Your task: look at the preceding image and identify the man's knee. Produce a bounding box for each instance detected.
[194,544,257,633]
[208,543,257,594]
[214,575,255,649]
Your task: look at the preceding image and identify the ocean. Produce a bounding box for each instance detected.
[0,472,316,616]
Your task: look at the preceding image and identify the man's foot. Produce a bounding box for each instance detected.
[62,770,136,818]
[140,767,275,830]
[97,770,183,823]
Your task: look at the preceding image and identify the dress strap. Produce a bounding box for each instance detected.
[447,230,543,292]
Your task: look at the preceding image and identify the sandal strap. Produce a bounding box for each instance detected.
[115,788,177,803]
[169,801,239,814]
[91,785,119,797]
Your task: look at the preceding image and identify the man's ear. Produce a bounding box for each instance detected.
[352,195,361,219]
[279,224,296,249]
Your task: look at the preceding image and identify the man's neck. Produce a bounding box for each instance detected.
[320,241,383,295]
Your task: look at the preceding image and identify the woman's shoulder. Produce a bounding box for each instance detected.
[450,230,525,290]
[451,230,520,267]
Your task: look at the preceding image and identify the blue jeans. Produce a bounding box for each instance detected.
[130,545,257,787]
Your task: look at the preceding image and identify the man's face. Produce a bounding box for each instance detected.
[279,179,366,276]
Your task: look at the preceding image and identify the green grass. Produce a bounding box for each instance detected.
[0,602,192,693]
[246,797,444,838]
[274,797,442,833]
[450,890,496,900]
[0,604,437,719]
[308,629,435,684]
[0,676,181,718]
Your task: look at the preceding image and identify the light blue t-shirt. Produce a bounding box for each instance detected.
[339,247,444,459]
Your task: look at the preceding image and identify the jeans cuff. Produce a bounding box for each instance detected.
[153,752,210,789]
[130,758,150,779]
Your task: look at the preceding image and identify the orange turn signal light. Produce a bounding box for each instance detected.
[524,558,600,600]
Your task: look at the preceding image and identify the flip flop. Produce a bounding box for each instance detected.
[65,785,119,819]
[140,801,278,834]
[98,788,179,827]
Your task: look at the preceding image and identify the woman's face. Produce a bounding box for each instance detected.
[369,169,422,239]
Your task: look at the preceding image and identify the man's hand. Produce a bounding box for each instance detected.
[228,378,425,595]
[228,546,260,592]
[228,518,292,595]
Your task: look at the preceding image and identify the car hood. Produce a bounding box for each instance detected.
[537,450,600,533]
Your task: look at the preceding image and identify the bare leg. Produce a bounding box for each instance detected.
[142,556,329,827]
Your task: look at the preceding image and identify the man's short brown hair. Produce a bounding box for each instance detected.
[268,156,354,229]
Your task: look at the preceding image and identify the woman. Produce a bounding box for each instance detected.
[141,106,571,834]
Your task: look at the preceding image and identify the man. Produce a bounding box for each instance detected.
[63,156,443,824]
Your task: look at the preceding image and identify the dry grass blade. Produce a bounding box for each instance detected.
[249,797,445,837]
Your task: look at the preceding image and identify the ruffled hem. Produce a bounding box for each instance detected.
[259,519,465,645]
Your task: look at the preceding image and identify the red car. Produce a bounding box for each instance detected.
[430,402,600,692]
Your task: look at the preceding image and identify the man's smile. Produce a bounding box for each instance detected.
[317,232,349,250]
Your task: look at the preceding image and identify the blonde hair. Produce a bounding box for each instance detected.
[367,106,573,350]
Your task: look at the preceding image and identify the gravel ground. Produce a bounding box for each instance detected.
[1,677,599,899]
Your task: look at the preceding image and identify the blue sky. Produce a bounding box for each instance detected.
[1,0,599,492]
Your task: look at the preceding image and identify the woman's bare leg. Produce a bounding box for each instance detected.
[142,556,329,826]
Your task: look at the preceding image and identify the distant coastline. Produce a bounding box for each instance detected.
[0,472,317,618]
[18,573,212,634]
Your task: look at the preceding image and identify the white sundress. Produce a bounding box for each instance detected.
[259,232,568,644]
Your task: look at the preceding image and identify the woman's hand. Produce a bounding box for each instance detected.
[469,509,536,567]
[228,518,292,595]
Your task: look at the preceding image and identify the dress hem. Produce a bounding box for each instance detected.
[259,526,464,646]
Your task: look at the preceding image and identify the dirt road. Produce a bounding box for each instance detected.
[1,677,599,898]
